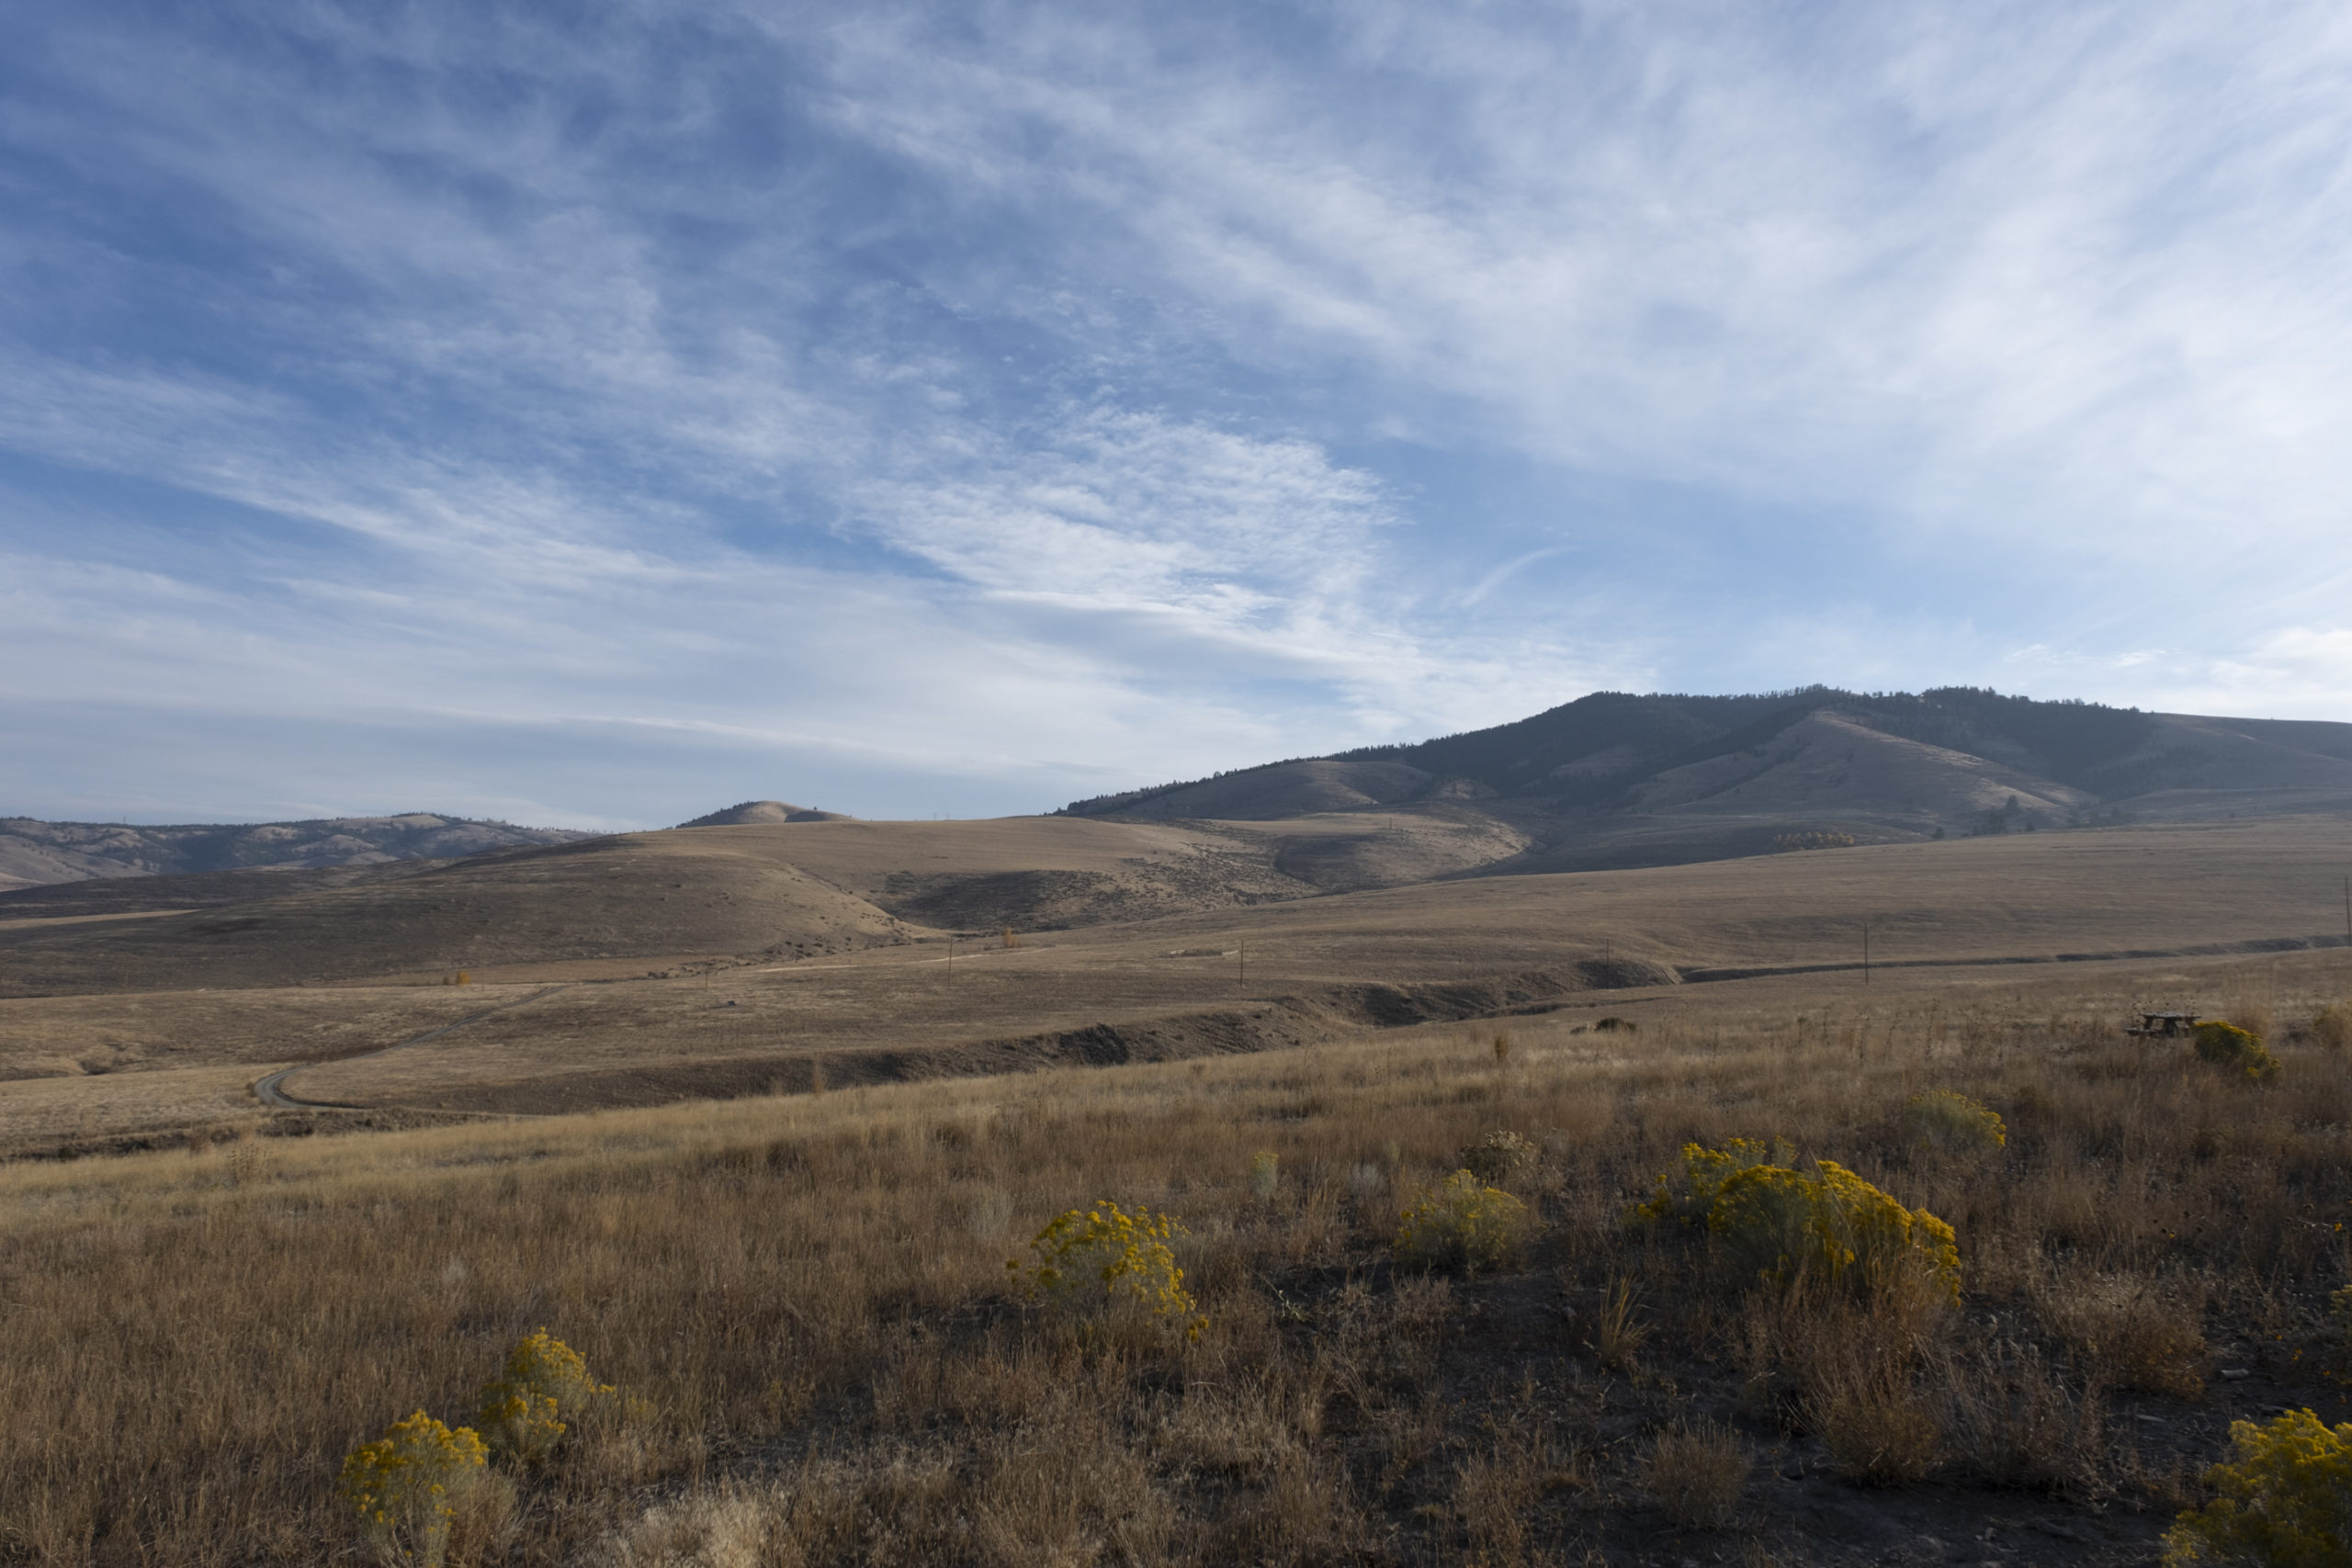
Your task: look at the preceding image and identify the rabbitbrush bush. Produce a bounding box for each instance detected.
[2195,1021,2280,1082]
[1010,1200,1205,1340]
[1248,1148,1280,1202]
[1457,1129,1538,1185]
[1394,1169,1527,1275]
[1903,1089,2006,1154]
[474,1328,613,1464]
[1636,1142,1961,1303]
[2163,1408,2352,1566]
[339,1410,487,1568]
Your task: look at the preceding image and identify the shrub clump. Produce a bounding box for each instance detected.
[1632,1137,1792,1227]
[1011,1201,1205,1340]
[2311,1003,2349,1052]
[1903,1090,2006,1153]
[1394,1169,1527,1275]
[2163,1408,2352,1566]
[1646,1417,1751,1527]
[1636,1142,1960,1303]
[2193,1021,2279,1082]
[339,1410,488,1567]
[1815,1381,1944,1488]
[1457,1130,1538,1185]
[474,1329,613,1464]
[1248,1149,1280,1202]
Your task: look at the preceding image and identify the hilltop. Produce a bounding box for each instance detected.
[1060,687,2352,870]
[676,800,854,827]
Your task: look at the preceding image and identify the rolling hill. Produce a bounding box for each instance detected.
[0,813,595,893]
[1060,687,2352,870]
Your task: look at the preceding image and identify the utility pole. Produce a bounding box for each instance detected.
[1238,940,1247,989]
[2343,875,2349,947]
[1862,917,1871,987]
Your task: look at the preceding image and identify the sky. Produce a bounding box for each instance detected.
[5,1,2351,829]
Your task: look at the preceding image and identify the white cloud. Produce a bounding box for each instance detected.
[5,0,2350,824]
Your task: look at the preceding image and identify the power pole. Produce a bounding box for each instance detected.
[1238,940,1247,989]
[1862,917,1871,987]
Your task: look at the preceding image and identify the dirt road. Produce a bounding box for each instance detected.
[251,986,566,1109]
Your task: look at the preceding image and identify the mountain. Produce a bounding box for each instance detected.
[1060,687,2352,870]
[0,813,597,894]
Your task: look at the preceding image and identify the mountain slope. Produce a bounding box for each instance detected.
[0,814,597,894]
[1061,688,2352,869]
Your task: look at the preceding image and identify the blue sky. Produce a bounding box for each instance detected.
[5,1,2350,828]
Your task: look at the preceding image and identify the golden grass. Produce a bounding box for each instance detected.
[6,957,2352,1562]
[1645,1418,1751,1527]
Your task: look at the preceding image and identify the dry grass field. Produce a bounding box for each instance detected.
[4,817,2350,1151]
[6,813,2352,1565]
[6,945,2352,1565]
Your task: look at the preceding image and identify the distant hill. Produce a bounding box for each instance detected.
[1060,688,2352,871]
[677,800,853,828]
[0,813,597,893]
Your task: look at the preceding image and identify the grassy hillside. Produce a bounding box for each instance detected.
[0,812,595,893]
[1059,689,2352,855]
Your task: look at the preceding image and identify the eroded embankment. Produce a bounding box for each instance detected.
[461,958,1680,1113]
[1679,931,2352,983]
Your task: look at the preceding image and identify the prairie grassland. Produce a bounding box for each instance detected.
[6,955,2352,1565]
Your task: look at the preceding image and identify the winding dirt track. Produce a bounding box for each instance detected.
[251,986,567,1110]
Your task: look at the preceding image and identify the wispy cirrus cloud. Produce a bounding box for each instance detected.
[2,1,2349,826]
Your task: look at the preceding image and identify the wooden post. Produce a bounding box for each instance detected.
[1862,917,1871,987]
[1238,940,1246,989]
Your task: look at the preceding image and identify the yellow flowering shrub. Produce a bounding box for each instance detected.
[1903,1090,2006,1153]
[1009,1201,1205,1340]
[2194,1021,2279,1082]
[1458,1130,1539,1185]
[473,1329,613,1464]
[1248,1149,1280,1202]
[2163,1408,2352,1566]
[1632,1137,1793,1228]
[1394,1169,1527,1275]
[339,1410,487,1568]
[1637,1142,1960,1303]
